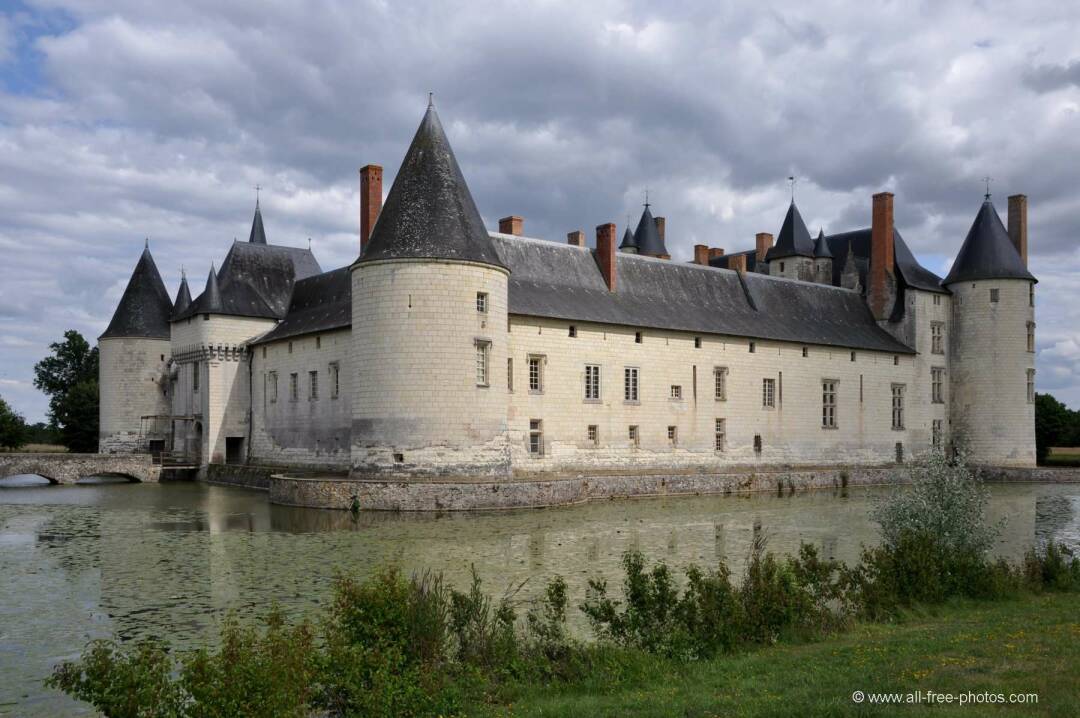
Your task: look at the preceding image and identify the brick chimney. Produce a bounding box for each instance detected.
[729,254,747,275]
[595,223,617,292]
[567,230,585,247]
[755,233,773,263]
[654,216,665,244]
[708,247,725,260]
[498,216,524,236]
[359,164,383,253]
[1008,194,1028,267]
[870,192,895,321]
[693,244,709,265]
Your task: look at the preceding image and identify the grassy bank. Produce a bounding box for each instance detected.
[1044,447,1080,467]
[479,592,1080,717]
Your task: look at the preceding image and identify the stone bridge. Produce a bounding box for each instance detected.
[0,453,160,484]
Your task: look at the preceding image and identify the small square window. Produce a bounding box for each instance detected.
[635,331,643,344]
[476,292,488,313]
[569,325,577,338]
[203,314,209,321]
[629,425,640,447]
[667,425,677,445]
[587,425,598,446]
[694,336,702,349]
[990,288,1000,303]
[670,385,682,400]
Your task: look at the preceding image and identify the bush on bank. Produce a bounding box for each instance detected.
[48,452,1080,717]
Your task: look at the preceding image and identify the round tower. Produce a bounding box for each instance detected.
[99,244,173,453]
[350,102,511,479]
[944,198,1036,467]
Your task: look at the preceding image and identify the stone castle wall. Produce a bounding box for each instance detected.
[98,337,171,453]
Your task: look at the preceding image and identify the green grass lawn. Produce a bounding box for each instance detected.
[1044,448,1080,467]
[479,593,1080,717]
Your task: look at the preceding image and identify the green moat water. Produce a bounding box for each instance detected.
[1,479,1078,716]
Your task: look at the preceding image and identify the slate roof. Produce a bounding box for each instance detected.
[355,103,506,270]
[492,236,913,353]
[708,248,761,273]
[175,241,322,320]
[824,229,948,294]
[943,200,1036,285]
[248,201,268,245]
[619,226,637,250]
[632,206,667,256]
[100,246,173,340]
[766,202,815,261]
[813,229,833,258]
[171,274,192,317]
[249,266,352,345]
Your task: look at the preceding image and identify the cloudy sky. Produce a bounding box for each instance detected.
[1,0,1079,422]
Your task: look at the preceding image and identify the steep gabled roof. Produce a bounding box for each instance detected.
[619,226,637,250]
[632,206,667,256]
[171,273,192,317]
[765,201,815,261]
[248,201,267,244]
[356,103,506,269]
[186,265,224,315]
[943,200,1036,285]
[825,228,947,294]
[248,266,352,345]
[100,245,173,340]
[813,228,833,258]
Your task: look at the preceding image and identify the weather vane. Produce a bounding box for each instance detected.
[982,176,992,200]
[788,176,798,202]
[643,188,650,209]
[254,184,262,205]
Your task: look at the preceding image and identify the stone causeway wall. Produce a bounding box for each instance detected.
[0,453,159,484]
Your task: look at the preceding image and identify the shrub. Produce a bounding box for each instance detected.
[1024,542,1080,592]
[449,566,520,675]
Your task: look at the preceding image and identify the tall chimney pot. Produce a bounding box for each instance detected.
[709,248,725,259]
[654,216,666,244]
[729,254,747,275]
[693,244,709,265]
[1008,194,1028,267]
[359,164,383,253]
[870,192,895,320]
[755,233,773,263]
[499,216,524,236]
[595,223,617,292]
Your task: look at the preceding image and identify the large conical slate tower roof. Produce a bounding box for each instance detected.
[171,272,192,317]
[100,244,173,339]
[247,200,267,244]
[356,102,506,269]
[619,226,637,250]
[632,206,667,256]
[943,200,1036,285]
[766,201,815,261]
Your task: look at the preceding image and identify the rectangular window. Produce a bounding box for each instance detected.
[624,367,639,402]
[193,362,200,392]
[932,419,943,448]
[891,384,905,430]
[529,419,543,456]
[667,425,678,445]
[933,294,942,306]
[290,373,299,402]
[931,322,945,354]
[309,370,319,400]
[476,292,488,313]
[1027,369,1036,403]
[762,378,775,408]
[1029,284,1035,307]
[990,288,1000,303]
[931,367,945,403]
[895,442,904,463]
[670,385,682,400]
[714,419,726,452]
[850,351,857,362]
[714,367,728,401]
[268,371,278,403]
[316,336,322,349]
[635,331,643,344]
[893,355,899,366]
[528,355,543,393]
[1027,322,1035,353]
[261,346,266,358]
[822,380,837,428]
[329,362,340,399]
[475,340,490,386]
[587,424,598,446]
[584,364,601,401]
[288,341,293,354]
[694,336,702,349]
[802,346,808,357]
[754,434,762,453]
[749,341,756,353]
[569,325,577,338]
[628,425,640,447]
[507,358,513,392]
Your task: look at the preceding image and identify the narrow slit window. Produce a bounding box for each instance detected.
[714,419,726,452]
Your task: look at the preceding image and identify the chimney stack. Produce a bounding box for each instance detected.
[498,215,524,236]
[595,223,617,292]
[567,230,585,247]
[708,247,725,260]
[693,244,709,265]
[1008,194,1028,267]
[359,164,383,253]
[729,254,747,275]
[654,216,666,244]
[870,192,895,321]
[755,233,773,263]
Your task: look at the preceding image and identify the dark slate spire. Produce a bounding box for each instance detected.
[766,201,815,261]
[172,271,192,317]
[632,205,667,256]
[356,102,506,269]
[813,228,833,258]
[100,245,173,339]
[197,264,224,313]
[619,226,637,251]
[943,200,1036,285]
[248,200,267,244]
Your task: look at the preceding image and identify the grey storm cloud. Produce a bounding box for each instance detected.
[1,0,1080,422]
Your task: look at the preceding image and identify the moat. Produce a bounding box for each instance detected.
[2,479,1078,716]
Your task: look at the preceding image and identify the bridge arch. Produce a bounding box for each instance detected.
[0,454,159,485]
[76,472,142,484]
[0,472,59,486]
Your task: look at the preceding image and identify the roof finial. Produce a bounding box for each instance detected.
[982,175,993,200]
[144,237,149,249]
[788,176,798,202]
[307,237,312,250]
[643,188,650,209]
[428,91,434,109]
[254,184,262,207]
[181,265,186,279]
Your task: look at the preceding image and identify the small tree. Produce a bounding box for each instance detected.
[33,330,99,452]
[0,395,29,451]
